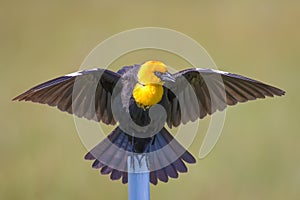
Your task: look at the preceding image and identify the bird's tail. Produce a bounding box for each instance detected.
[84,126,196,185]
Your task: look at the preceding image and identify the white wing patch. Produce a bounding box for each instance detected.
[196,68,229,75]
[209,69,229,75]
[65,71,83,77]
[65,68,99,77]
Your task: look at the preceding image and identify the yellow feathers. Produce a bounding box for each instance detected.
[133,83,164,108]
[133,61,167,108]
[137,61,167,85]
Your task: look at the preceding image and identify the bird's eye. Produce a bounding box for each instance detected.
[154,71,163,77]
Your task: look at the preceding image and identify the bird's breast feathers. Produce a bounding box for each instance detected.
[132,83,163,108]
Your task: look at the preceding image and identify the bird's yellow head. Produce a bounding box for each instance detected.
[137,61,175,85]
[133,61,175,108]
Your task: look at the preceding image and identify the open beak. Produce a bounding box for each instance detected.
[160,72,176,82]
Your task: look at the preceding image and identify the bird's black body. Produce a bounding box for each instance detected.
[13,62,285,185]
[129,98,151,126]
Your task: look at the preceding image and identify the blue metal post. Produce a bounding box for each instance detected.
[128,155,150,200]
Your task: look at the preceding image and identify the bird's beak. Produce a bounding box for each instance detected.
[160,72,176,82]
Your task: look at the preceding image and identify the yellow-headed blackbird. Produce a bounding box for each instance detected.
[13,61,285,185]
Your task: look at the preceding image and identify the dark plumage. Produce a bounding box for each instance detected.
[13,61,285,184]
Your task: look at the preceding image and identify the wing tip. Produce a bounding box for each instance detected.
[277,89,286,96]
[12,90,34,101]
[12,96,20,101]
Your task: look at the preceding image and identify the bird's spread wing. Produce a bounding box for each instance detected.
[162,68,285,128]
[13,68,121,125]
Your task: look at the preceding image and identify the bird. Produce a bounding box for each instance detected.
[13,60,285,185]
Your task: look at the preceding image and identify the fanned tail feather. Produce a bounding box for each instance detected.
[84,126,196,185]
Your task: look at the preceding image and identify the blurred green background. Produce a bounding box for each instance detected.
[1,0,299,199]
